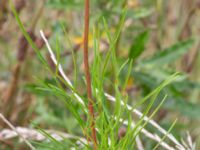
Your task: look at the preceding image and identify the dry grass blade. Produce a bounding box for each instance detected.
[0,113,35,150]
[0,126,87,146]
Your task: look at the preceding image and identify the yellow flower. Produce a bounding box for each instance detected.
[72,33,93,48]
[127,0,139,8]
[127,77,134,88]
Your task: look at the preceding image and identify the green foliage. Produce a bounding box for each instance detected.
[46,0,84,9]
[7,0,200,149]
[129,30,149,60]
[127,7,154,19]
[141,39,194,66]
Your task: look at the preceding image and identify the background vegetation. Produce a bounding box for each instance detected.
[0,0,200,149]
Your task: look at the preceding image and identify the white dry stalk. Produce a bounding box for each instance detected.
[136,135,144,150]
[0,113,36,150]
[40,31,85,107]
[180,132,195,150]
[0,127,87,145]
[40,30,193,150]
[187,132,195,149]
[105,93,186,150]
[120,118,175,150]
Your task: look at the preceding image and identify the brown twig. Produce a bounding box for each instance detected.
[83,0,97,149]
[0,0,8,30]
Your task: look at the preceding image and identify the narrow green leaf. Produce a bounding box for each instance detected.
[153,119,177,150]
[165,97,200,119]
[141,39,194,66]
[129,31,149,60]
[127,7,154,19]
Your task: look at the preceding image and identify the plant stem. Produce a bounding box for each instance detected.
[83,0,97,149]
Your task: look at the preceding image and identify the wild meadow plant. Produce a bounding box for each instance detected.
[0,0,195,149]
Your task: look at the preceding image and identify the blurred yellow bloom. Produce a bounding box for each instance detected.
[127,77,134,88]
[72,33,93,48]
[127,0,139,8]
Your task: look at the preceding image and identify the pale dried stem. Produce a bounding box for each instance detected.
[0,113,35,150]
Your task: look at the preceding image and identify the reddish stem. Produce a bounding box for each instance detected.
[83,0,97,149]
